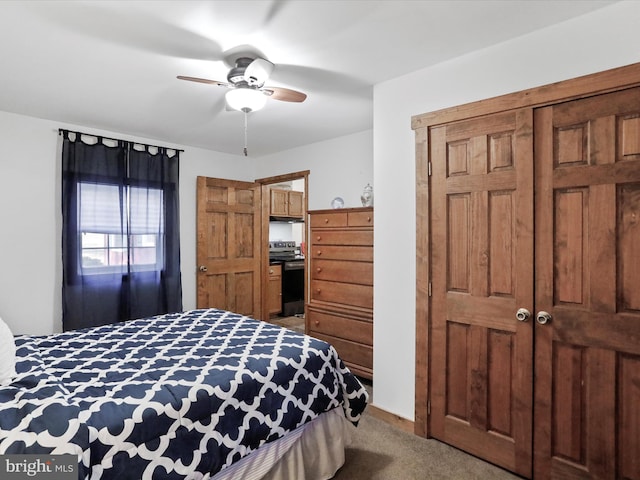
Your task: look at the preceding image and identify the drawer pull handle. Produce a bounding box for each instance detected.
[314,321,320,326]
[367,216,371,222]
[316,289,321,294]
[324,218,329,224]
[316,267,322,273]
[316,236,321,241]
[317,250,322,256]
[269,269,273,274]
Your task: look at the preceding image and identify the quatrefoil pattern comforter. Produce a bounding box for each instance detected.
[0,309,368,479]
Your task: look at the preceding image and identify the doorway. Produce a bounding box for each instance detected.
[195,171,309,325]
[256,171,310,324]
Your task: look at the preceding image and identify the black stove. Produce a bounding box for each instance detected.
[268,241,304,262]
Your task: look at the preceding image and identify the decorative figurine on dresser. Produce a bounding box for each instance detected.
[360,183,373,207]
[306,207,373,379]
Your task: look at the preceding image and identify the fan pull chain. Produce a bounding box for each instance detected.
[243,109,249,156]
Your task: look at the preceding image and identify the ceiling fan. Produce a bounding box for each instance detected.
[177,56,307,156]
[177,56,307,111]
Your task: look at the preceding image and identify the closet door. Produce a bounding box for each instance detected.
[534,87,640,479]
[430,109,534,477]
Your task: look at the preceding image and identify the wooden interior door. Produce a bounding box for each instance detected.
[196,176,262,317]
[534,87,640,479]
[430,109,534,477]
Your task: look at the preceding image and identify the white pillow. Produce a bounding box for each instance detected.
[0,316,17,386]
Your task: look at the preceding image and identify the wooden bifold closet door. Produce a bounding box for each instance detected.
[429,109,534,478]
[426,85,640,479]
[533,87,640,479]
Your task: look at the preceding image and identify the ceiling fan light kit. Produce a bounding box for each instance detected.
[225,88,267,112]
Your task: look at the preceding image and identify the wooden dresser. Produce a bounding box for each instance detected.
[306,207,373,379]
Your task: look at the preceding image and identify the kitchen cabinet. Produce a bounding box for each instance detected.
[307,207,373,379]
[270,188,304,218]
[267,263,282,316]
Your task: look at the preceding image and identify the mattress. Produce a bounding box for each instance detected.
[0,309,368,479]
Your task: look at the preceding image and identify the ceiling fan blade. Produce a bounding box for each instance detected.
[33,2,224,61]
[177,75,228,87]
[244,58,275,86]
[263,86,307,103]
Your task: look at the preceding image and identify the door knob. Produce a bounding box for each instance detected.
[199,265,208,272]
[516,308,531,322]
[536,311,552,325]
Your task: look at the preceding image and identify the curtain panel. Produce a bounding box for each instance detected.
[61,131,182,331]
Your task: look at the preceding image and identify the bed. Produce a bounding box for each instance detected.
[0,309,368,479]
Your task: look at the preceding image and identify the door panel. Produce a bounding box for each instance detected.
[534,86,640,479]
[430,109,534,477]
[196,176,261,317]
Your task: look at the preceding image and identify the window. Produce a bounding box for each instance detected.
[80,233,161,271]
[78,183,164,274]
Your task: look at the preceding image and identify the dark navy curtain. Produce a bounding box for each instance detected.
[61,130,182,331]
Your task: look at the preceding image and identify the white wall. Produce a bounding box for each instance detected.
[0,112,60,335]
[372,0,640,420]
[0,110,255,335]
[256,130,374,210]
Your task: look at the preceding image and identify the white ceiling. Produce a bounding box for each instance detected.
[0,0,617,157]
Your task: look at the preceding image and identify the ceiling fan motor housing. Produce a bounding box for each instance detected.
[227,57,275,87]
[227,57,254,85]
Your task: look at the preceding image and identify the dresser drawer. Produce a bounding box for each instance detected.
[311,245,373,262]
[311,333,373,373]
[310,279,373,310]
[312,259,372,285]
[307,308,372,345]
[311,230,373,246]
[348,210,373,227]
[310,212,347,228]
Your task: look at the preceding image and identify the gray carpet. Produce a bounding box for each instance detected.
[332,411,522,480]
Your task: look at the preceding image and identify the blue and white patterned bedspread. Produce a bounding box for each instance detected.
[0,309,368,479]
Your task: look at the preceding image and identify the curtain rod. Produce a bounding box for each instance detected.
[58,128,184,153]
